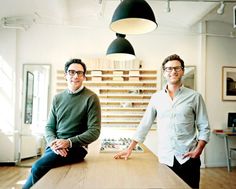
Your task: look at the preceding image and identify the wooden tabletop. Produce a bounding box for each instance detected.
[32,140,191,189]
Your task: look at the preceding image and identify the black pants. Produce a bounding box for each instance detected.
[168,157,201,189]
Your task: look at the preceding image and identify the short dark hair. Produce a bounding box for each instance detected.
[162,54,185,70]
[64,59,87,75]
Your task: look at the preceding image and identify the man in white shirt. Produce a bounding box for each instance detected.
[114,54,210,189]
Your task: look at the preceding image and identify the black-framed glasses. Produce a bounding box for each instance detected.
[164,66,183,72]
[67,70,84,76]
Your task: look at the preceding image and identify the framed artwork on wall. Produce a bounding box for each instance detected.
[234,5,236,28]
[24,71,34,124]
[222,66,236,101]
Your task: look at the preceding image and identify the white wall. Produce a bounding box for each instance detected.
[204,21,236,167]
[0,29,16,133]
[0,29,19,162]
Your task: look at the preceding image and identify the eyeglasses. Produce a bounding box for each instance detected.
[67,70,84,76]
[164,66,183,72]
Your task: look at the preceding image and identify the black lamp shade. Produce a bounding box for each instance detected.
[106,33,135,61]
[110,0,157,35]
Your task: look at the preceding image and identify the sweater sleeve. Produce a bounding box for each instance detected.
[44,96,58,145]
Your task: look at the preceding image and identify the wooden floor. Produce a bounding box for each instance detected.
[0,165,235,189]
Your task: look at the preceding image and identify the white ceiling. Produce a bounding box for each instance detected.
[0,0,236,30]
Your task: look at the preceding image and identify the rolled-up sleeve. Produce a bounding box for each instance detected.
[194,94,210,143]
[133,95,157,143]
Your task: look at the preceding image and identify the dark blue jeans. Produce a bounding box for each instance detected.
[22,146,87,189]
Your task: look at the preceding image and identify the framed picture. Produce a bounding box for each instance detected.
[234,5,236,28]
[24,71,34,124]
[222,66,236,101]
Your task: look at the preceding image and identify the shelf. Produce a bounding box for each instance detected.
[85,74,157,77]
[56,69,157,129]
[98,94,152,98]
[84,81,157,84]
[88,87,156,90]
[99,99,150,103]
[101,107,146,111]
[102,113,144,117]
[56,86,156,90]
[102,119,141,123]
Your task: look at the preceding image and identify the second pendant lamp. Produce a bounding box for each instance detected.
[106,33,135,61]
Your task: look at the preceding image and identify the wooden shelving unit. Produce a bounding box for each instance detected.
[56,69,157,129]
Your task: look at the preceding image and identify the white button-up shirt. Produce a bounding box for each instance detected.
[133,86,210,166]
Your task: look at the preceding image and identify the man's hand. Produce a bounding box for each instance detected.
[50,139,70,157]
[113,149,132,160]
[113,140,138,160]
[183,140,206,159]
[183,148,202,159]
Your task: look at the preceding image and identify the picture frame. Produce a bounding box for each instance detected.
[234,5,236,28]
[222,66,236,101]
[24,71,34,124]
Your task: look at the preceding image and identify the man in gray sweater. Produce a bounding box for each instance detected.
[23,59,101,189]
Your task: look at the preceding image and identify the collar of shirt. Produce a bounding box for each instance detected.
[67,85,84,94]
[164,84,183,98]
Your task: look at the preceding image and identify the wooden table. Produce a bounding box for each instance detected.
[213,129,236,172]
[32,141,191,189]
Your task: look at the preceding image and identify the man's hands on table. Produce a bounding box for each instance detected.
[50,139,70,157]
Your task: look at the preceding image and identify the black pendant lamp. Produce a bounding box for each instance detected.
[110,0,158,35]
[106,33,135,61]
